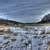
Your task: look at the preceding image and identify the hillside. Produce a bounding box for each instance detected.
[38,14,50,23]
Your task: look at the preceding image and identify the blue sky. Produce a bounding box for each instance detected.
[0,0,50,23]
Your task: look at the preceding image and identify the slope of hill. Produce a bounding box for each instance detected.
[0,19,24,26]
[38,14,50,23]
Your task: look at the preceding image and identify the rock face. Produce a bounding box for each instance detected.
[38,14,50,23]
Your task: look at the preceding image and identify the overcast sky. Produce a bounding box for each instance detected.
[0,0,50,23]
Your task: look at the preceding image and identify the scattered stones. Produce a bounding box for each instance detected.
[4,36,10,39]
[11,39,16,42]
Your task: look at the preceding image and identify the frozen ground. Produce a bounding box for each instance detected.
[0,26,49,50]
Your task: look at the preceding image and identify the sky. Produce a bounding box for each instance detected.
[0,0,50,23]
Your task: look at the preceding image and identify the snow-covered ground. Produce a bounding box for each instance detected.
[0,26,49,50]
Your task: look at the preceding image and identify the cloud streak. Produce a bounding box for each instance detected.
[0,0,50,23]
